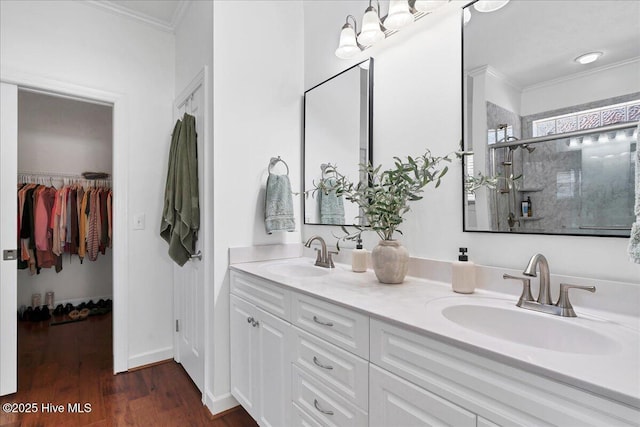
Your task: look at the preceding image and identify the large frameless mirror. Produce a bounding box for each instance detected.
[462,0,639,237]
[304,58,373,226]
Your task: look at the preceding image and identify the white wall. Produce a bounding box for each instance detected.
[521,59,640,116]
[302,1,640,284]
[208,0,305,412]
[17,90,113,307]
[1,0,176,367]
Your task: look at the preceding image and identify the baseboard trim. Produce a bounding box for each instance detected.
[209,405,242,420]
[128,346,174,370]
[204,391,239,417]
[127,358,173,372]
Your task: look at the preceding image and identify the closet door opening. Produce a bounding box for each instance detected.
[15,89,114,404]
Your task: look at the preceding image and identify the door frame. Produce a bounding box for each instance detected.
[0,68,129,374]
[172,65,211,402]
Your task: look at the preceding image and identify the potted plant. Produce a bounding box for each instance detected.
[315,149,456,284]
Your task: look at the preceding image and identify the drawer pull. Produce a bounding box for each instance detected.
[247,316,254,324]
[313,315,334,327]
[313,399,334,416]
[313,356,334,370]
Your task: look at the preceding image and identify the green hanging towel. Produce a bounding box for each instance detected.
[160,113,200,266]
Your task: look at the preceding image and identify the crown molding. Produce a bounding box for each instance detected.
[85,0,191,33]
[522,57,640,94]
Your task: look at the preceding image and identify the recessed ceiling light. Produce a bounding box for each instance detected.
[574,51,603,65]
[473,1,510,13]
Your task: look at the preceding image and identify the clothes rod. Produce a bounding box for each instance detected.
[490,122,638,150]
[18,171,111,180]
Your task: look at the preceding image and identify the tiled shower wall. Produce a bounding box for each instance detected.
[485,95,637,235]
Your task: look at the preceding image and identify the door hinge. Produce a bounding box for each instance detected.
[176,319,179,332]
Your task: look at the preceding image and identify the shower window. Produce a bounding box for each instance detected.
[532,100,640,137]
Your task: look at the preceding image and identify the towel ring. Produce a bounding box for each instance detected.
[269,156,289,175]
[320,163,333,178]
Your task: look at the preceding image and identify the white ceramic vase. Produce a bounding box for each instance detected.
[371,240,409,284]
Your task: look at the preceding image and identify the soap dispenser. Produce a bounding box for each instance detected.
[352,238,367,273]
[452,247,476,294]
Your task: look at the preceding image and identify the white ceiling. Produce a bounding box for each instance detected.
[464,0,640,89]
[87,0,188,32]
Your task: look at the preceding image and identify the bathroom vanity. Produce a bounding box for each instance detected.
[229,257,640,427]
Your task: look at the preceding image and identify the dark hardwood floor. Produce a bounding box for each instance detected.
[0,312,257,427]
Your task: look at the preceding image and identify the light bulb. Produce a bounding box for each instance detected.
[335,23,360,59]
[574,52,603,65]
[384,0,414,30]
[357,6,385,47]
[463,7,471,25]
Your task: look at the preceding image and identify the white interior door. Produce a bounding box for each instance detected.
[173,72,207,393]
[0,82,18,396]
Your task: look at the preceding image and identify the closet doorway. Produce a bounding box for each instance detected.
[19,88,113,386]
[0,79,127,396]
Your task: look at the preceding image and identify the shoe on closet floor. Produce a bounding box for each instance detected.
[40,306,51,320]
[78,308,90,319]
[64,303,74,314]
[53,304,64,316]
[68,310,80,321]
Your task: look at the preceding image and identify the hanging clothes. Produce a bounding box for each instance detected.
[16,177,112,273]
[160,113,200,266]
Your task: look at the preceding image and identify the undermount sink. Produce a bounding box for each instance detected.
[264,260,331,278]
[429,297,636,355]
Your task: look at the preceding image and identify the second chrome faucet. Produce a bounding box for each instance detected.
[304,235,337,268]
[503,253,595,317]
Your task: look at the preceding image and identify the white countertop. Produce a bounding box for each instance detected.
[230,257,640,409]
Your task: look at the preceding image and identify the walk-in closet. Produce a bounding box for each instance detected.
[15,89,114,386]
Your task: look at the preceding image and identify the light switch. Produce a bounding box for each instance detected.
[133,213,145,230]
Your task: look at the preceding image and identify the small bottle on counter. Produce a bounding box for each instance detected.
[521,199,529,217]
[527,196,532,217]
[451,247,475,294]
[352,238,368,273]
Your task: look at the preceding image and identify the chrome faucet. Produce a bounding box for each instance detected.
[523,253,552,304]
[304,235,337,268]
[503,253,596,317]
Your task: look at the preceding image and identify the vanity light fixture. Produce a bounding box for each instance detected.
[335,0,450,59]
[473,0,510,13]
[574,51,603,65]
[335,15,361,59]
[358,1,385,47]
[385,0,415,30]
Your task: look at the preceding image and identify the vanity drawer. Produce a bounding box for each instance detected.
[230,270,290,321]
[369,364,476,427]
[291,326,368,410]
[291,293,369,359]
[291,402,323,427]
[292,365,368,427]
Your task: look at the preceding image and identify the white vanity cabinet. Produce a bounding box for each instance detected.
[230,272,292,427]
[230,268,640,427]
